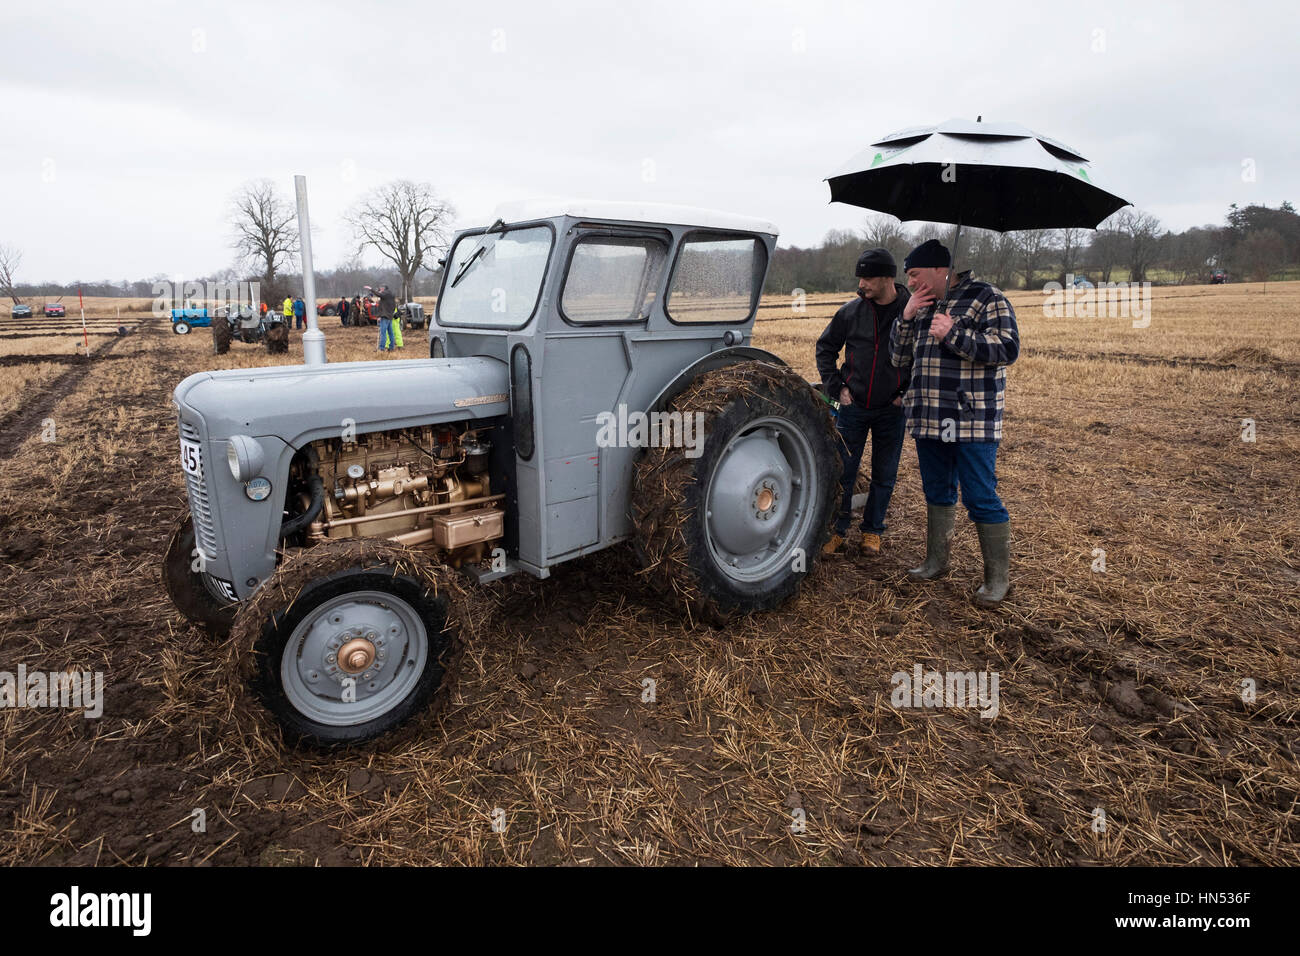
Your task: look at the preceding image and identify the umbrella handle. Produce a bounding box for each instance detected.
[939,219,963,315]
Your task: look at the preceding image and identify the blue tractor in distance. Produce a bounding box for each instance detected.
[170,303,214,335]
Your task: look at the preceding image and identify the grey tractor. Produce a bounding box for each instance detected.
[163,200,840,747]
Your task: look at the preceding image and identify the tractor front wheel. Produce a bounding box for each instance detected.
[212,314,232,354]
[227,540,464,749]
[162,510,238,636]
[632,362,839,624]
[264,322,289,354]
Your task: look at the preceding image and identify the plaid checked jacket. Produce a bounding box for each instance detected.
[888,276,1020,442]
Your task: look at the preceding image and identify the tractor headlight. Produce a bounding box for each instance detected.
[226,435,265,481]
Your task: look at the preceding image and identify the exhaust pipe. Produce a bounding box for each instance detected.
[295,174,326,366]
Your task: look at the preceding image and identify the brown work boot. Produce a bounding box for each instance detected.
[822,533,846,556]
[859,532,882,555]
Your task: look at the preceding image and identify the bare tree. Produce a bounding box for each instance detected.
[1169,226,1219,284]
[1087,228,1124,283]
[967,230,1018,289]
[1055,227,1087,284]
[1014,229,1051,289]
[1113,209,1163,283]
[0,244,21,304]
[860,213,911,267]
[346,180,455,303]
[229,179,299,305]
[1236,228,1287,290]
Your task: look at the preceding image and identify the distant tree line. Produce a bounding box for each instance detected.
[4,177,454,306]
[763,202,1300,294]
[7,265,445,305]
[8,199,1295,304]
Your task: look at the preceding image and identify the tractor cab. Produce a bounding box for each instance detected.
[427,200,780,577]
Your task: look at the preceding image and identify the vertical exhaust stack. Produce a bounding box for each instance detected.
[295,174,326,366]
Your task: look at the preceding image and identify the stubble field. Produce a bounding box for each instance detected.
[0,282,1296,866]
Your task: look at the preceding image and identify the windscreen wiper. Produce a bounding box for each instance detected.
[450,218,505,289]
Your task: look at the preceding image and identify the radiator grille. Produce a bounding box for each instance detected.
[180,421,219,557]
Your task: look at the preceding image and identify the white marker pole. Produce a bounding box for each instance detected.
[295,174,326,366]
[78,287,89,357]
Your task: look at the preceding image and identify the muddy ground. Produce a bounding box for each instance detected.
[0,294,1297,866]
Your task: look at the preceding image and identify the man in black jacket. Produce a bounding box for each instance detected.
[816,248,911,555]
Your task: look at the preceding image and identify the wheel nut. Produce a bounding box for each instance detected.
[338,637,377,675]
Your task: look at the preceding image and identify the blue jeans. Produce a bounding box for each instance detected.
[913,438,1009,523]
[833,401,905,535]
[378,318,394,350]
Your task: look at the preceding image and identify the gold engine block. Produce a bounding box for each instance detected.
[306,425,503,566]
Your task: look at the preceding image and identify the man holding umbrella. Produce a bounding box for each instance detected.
[827,117,1130,607]
[890,239,1018,607]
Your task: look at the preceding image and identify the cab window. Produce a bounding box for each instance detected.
[560,237,666,324]
[665,234,766,324]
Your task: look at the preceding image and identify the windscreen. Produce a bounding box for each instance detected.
[438,225,553,328]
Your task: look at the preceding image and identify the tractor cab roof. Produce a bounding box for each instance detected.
[490,199,779,237]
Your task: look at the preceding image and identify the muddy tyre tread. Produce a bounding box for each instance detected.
[226,539,468,749]
[212,314,232,355]
[264,322,289,354]
[162,508,237,636]
[630,361,840,624]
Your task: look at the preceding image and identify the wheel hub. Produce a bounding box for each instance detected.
[338,637,376,674]
[281,592,430,728]
[703,418,818,583]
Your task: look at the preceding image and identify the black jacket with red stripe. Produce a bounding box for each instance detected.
[816,283,911,410]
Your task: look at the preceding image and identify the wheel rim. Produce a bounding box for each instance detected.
[175,322,189,334]
[703,415,819,583]
[280,589,429,727]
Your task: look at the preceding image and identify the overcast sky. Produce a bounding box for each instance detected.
[2,0,1295,284]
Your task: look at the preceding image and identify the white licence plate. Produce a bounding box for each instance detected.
[180,437,203,477]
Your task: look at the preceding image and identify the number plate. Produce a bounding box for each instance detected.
[180,437,203,477]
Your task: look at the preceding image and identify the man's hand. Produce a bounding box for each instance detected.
[903,289,934,321]
[928,312,954,339]
[840,387,852,406]
[892,396,903,406]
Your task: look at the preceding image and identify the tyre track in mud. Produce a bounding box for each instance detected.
[810,544,1300,864]
[0,353,137,367]
[1026,346,1299,373]
[0,318,148,461]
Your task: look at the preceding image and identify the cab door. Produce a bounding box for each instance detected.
[537,228,670,561]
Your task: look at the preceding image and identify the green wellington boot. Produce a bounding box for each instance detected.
[907,504,956,580]
[973,521,1011,607]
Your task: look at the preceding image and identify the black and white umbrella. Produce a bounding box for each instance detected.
[827,117,1131,297]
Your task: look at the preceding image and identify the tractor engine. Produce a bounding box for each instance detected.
[298,424,503,566]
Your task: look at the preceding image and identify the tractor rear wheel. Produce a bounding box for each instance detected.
[264,322,289,354]
[631,362,839,624]
[226,540,465,749]
[212,314,232,354]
